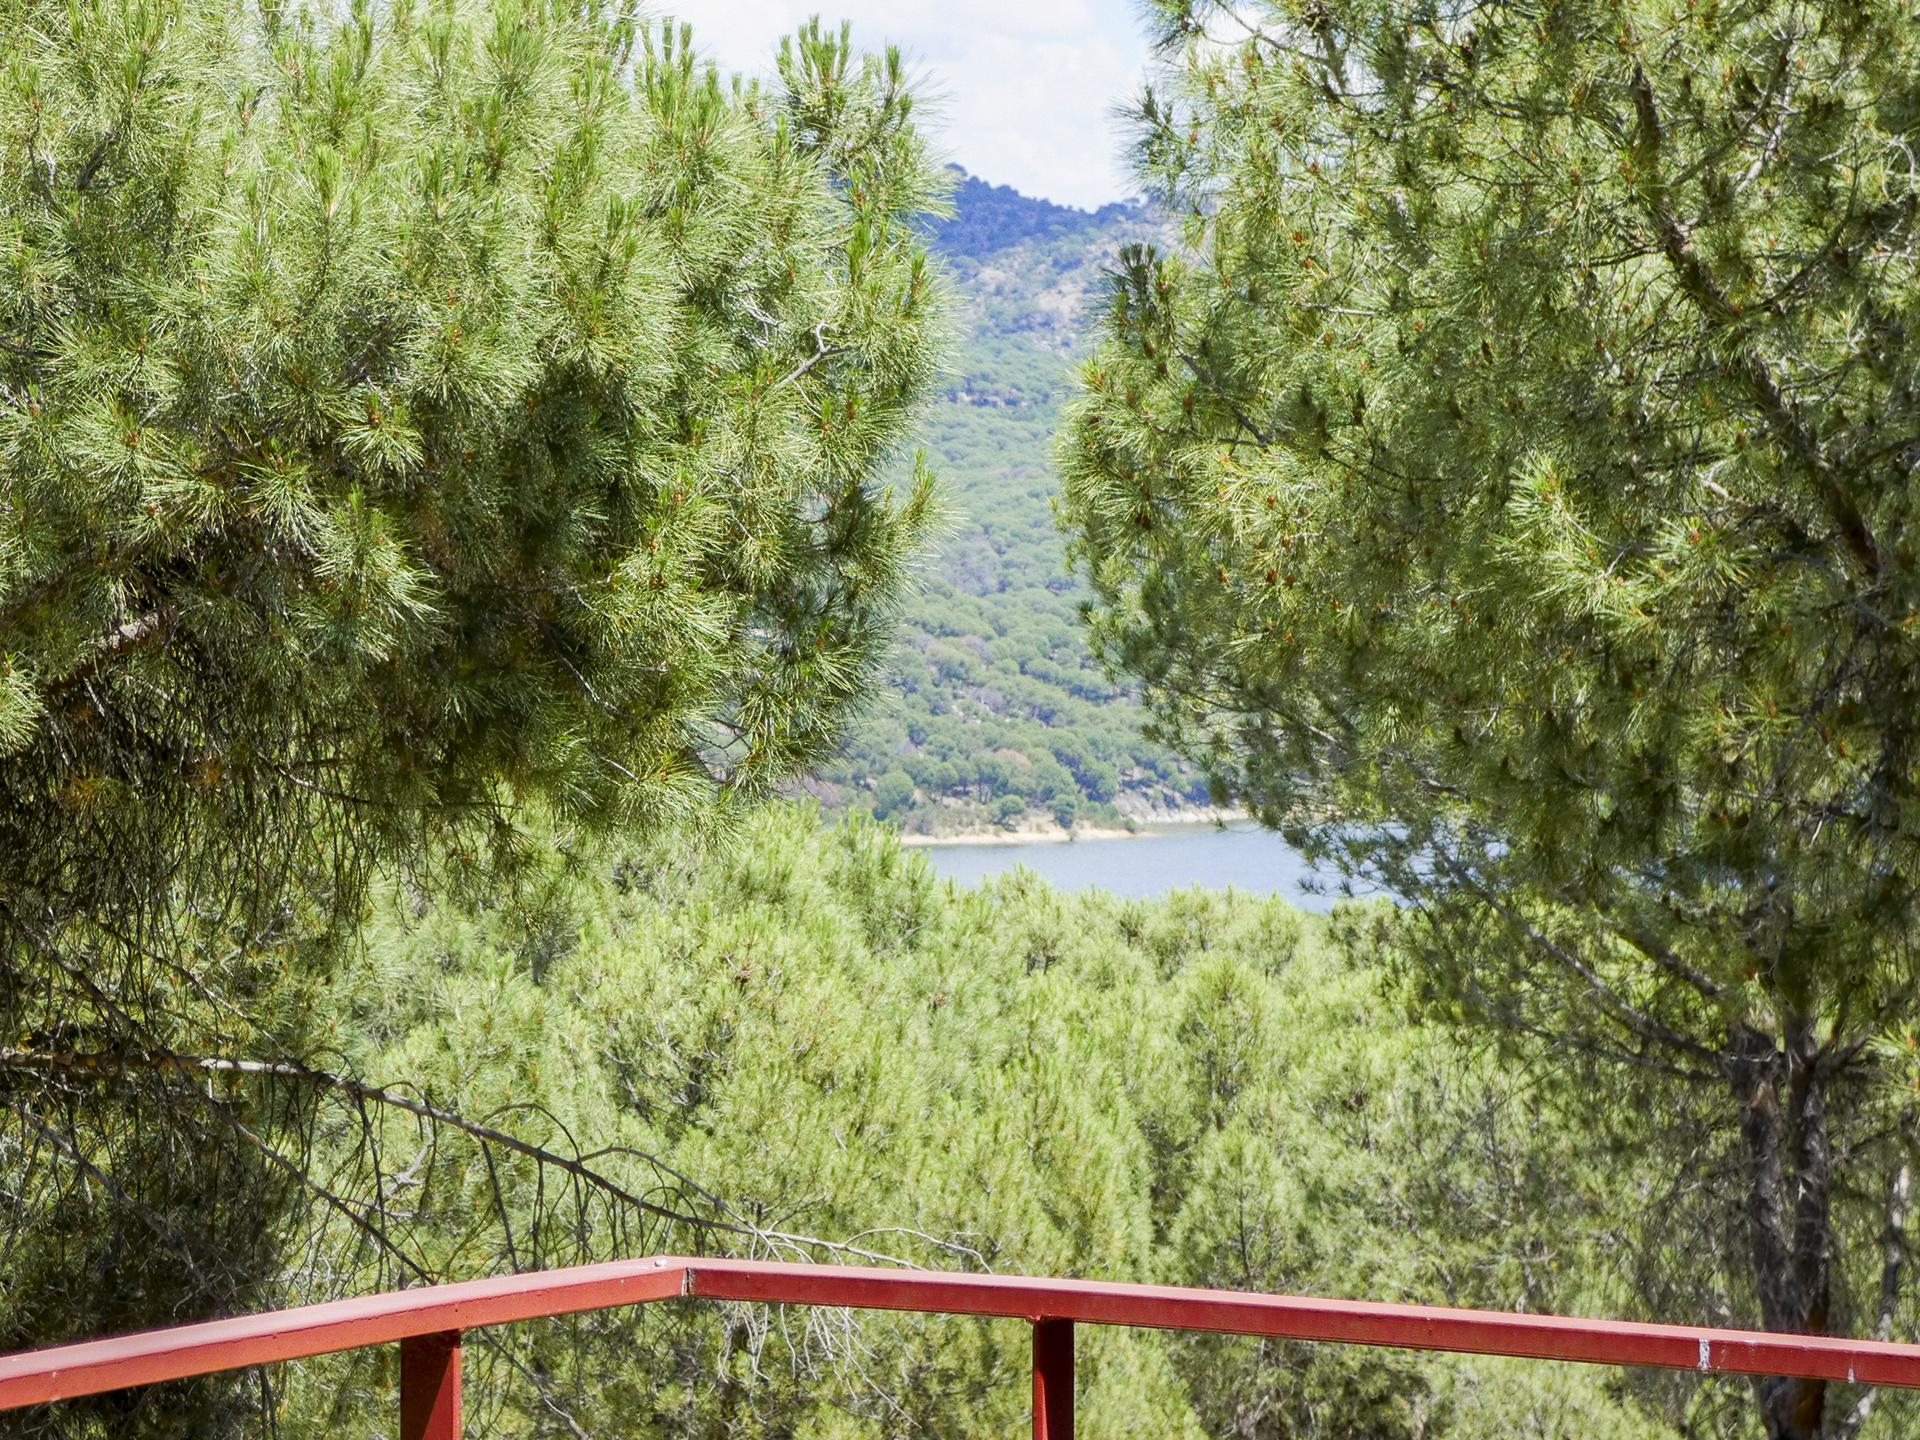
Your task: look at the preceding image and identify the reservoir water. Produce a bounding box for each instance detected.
[913,824,1369,913]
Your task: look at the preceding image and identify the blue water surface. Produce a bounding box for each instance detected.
[912,824,1372,913]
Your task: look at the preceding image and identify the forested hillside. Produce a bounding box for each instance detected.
[809,173,1216,836]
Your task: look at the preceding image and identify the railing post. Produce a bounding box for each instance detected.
[1033,1318,1073,1440]
[400,1330,461,1440]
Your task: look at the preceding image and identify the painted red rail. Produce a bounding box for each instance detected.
[4,1256,1919,1439]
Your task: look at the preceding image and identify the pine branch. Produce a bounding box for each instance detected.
[1625,63,1881,578]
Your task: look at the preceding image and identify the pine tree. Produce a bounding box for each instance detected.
[282,810,1674,1440]
[1060,4,1920,1436]
[0,0,945,1401]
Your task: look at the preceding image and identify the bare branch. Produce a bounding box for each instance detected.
[0,1046,713,1234]
[1833,1155,1910,1440]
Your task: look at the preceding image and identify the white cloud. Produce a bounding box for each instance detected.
[679,0,1152,211]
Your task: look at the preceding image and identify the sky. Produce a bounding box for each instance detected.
[686,1,1155,212]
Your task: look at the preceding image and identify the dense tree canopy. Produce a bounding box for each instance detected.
[0,0,945,1390]
[0,0,943,941]
[250,810,1679,1440]
[1061,3,1920,1436]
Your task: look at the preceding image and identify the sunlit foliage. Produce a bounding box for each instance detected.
[0,1,944,1416]
[1061,5,1920,1436]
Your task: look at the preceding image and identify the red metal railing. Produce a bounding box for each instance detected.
[5,1256,1920,1438]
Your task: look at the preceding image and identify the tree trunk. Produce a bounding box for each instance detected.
[1729,1019,1833,1440]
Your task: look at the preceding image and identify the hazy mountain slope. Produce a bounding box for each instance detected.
[811,173,1222,835]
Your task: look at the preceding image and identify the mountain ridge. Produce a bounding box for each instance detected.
[931,165,1147,258]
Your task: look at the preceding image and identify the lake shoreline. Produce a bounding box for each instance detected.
[898,811,1252,849]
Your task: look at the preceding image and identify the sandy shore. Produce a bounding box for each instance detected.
[897,813,1249,848]
[899,826,1133,848]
